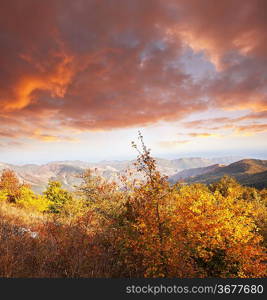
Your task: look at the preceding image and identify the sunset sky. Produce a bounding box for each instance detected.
[0,0,267,164]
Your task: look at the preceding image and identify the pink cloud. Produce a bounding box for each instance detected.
[0,0,266,143]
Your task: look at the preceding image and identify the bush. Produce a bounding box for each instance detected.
[44,181,73,213]
[0,135,266,278]
[16,186,51,212]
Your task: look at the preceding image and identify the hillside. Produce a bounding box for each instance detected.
[169,164,222,183]
[0,156,242,193]
[0,153,266,279]
[181,159,267,189]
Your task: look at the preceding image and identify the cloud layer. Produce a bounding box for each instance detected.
[0,0,266,144]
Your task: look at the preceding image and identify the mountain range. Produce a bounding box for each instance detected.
[169,159,267,189]
[1,156,266,192]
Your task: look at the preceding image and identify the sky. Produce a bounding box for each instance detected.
[0,0,267,164]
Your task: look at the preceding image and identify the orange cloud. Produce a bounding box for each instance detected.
[184,111,267,131]
[31,129,79,143]
[187,132,222,138]
[235,124,267,134]
[35,135,78,142]
[4,53,75,111]
[0,0,266,144]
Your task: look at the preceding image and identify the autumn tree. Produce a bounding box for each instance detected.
[0,134,266,278]
[16,186,51,212]
[110,133,267,278]
[168,183,266,277]
[75,169,124,220]
[44,181,73,213]
[0,190,7,202]
[111,132,172,277]
[0,169,22,202]
[209,175,242,197]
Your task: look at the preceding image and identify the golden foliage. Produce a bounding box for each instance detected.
[0,134,266,277]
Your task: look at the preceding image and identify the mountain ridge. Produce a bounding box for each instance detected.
[0,156,253,193]
[170,159,267,189]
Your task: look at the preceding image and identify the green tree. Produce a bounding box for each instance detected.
[44,181,72,213]
[16,186,51,212]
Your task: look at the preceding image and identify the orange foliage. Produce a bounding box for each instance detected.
[0,134,266,278]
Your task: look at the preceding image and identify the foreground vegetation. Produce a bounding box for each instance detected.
[0,134,266,277]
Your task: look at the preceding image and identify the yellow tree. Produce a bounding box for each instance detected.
[0,169,22,202]
[112,132,172,277]
[168,183,266,277]
[112,134,267,278]
[16,186,51,212]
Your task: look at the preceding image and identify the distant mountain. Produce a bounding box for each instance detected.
[155,156,243,175]
[172,159,267,189]
[209,156,244,165]
[0,156,246,193]
[169,164,222,183]
[169,157,214,170]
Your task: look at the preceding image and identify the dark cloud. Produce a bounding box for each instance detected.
[0,0,266,142]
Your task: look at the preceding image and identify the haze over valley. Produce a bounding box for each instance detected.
[2,155,267,192]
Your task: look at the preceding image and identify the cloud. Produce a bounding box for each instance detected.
[187,132,222,138]
[159,140,191,148]
[0,0,266,143]
[167,0,267,70]
[167,0,267,112]
[183,111,267,132]
[183,118,232,129]
[32,130,79,143]
[4,54,75,111]
[236,111,267,122]
[184,121,267,136]
[235,123,267,134]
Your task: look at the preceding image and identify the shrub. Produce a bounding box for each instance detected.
[44,181,73,213]
[16,186,51,212]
